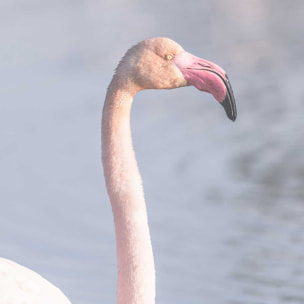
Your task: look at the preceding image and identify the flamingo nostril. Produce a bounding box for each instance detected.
[198,62,212,68]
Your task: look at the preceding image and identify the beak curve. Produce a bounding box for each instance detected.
[219,74,237,121]
[174,52,237,122]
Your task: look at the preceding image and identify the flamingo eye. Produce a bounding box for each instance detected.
[165,54,174,61]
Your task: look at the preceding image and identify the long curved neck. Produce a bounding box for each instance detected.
[102,77,155,304]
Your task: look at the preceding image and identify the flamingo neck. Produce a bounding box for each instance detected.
[102,77,156,304]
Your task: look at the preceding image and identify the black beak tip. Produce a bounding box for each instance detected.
[220,93,237,122]
[223,74,237,122]
[230,114,237,122]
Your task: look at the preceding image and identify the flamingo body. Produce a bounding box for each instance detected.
[0,258,70,304]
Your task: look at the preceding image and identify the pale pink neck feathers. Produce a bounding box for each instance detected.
[102,84,155,304]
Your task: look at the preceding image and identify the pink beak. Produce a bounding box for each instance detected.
[174,52,237,121]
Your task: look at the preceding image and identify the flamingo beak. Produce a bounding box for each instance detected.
[174,52,237,121]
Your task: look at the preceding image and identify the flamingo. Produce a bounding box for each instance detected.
[0,37,236,304]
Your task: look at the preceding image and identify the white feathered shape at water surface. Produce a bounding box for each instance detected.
[0,258,71,303]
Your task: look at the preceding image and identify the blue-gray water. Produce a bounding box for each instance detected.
[1,1,304,303]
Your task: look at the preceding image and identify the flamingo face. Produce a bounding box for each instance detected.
[174,52,237,121]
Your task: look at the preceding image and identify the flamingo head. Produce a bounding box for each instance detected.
[116,37,237,121]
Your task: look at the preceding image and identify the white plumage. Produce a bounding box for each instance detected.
[0,258,70,304]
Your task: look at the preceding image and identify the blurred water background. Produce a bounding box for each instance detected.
[1,0,304,303]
